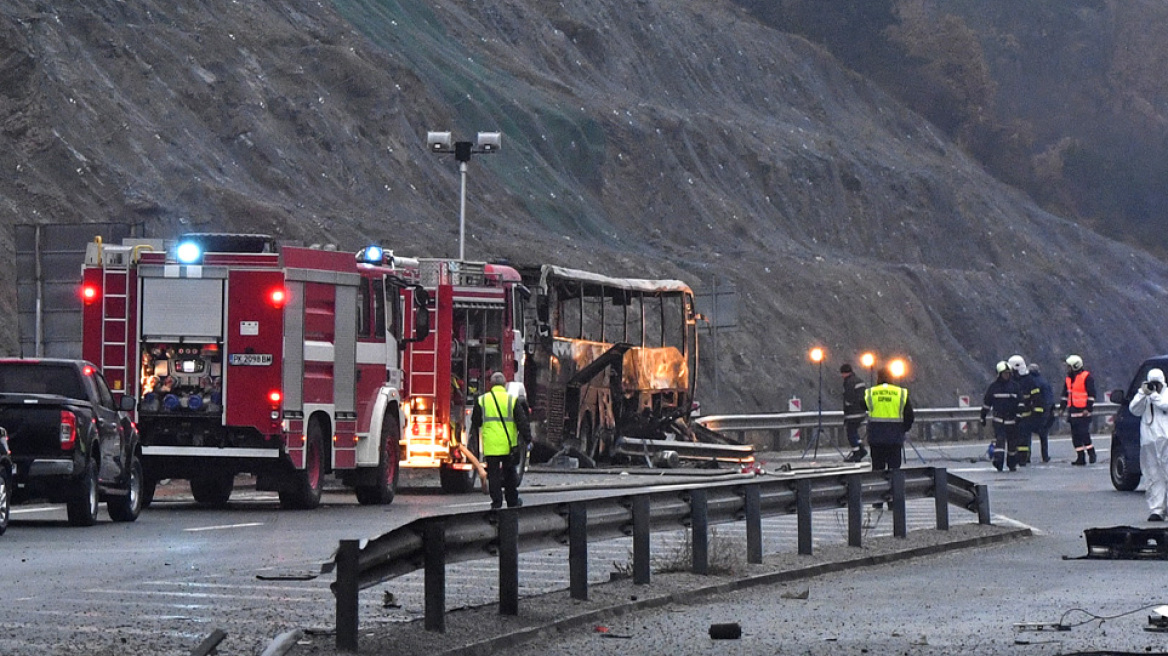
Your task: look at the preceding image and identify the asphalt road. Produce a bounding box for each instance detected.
[503,435,1168,656]
[2,432,1159,656]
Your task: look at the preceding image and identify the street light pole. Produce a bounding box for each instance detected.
[426,131,501,261]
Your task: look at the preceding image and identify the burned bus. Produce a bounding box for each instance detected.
[519,265,751,466]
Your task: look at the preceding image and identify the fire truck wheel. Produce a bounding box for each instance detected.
[356,413,400,505]
[191,470,234,508]
[107,453,143,522]
[141,476,158,509]
[66,455,99,527]
[281,421,324,510]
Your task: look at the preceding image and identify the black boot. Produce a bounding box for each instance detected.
[1072,453,1086,466]
[1088,447,1097,464]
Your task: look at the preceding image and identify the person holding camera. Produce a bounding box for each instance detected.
[1129,368,1168,521]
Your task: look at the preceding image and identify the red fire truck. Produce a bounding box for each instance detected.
[80,233,525,508]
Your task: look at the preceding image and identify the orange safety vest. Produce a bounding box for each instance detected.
[1065,370,1091,414]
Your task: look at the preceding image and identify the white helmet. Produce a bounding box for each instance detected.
[995,360,1010,374]
[1149,369,1166,385]
[1007,355,1028,376]
[1066,354,1084,371]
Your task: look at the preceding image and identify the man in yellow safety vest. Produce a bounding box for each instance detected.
[469,371,531,509]
[863,365,915,471]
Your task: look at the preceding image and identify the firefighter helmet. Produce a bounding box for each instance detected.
[995,361,1009,374]
[1007,355,1028,376]
[1066,354,1084,371]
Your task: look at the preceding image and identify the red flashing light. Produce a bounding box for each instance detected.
[59,411,77,450]
[269,288,287,308]
[81,285,99,304]
[82,365,95,377]
[268,390,282,405]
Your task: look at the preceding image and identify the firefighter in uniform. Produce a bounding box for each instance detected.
[1060,354,1097,465]
[863,365,914,471]
[1028,363,1056,463]
[981,361,1023,472]
[1008,355,1040,466]
[840,363,868,462]
[469,371,531,509]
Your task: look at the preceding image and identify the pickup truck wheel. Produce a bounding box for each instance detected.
[356,413,399,505]
[280,421,324,510]
[191,471,234,508]
[0,468,11,536]
[107,454,143,522]
[66,456,99,527]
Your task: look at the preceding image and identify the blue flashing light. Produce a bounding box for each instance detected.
[176,241,202,264]
[361,245,384,263]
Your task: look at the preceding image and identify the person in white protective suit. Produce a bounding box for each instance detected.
[1128,368,1168,521]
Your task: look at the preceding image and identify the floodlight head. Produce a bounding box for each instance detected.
[427,131,454,153]
[475,131,501,153]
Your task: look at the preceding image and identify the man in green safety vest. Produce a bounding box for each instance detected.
[469,371,532,509]
[863,365,915,471]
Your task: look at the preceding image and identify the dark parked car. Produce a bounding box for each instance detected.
[1107,354,1168,491]
[0,359,143,525]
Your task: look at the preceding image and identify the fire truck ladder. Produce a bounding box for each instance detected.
[405,300,440,464]
[97,245,134,394]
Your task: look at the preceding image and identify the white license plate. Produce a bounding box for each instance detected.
[229,353,273,366]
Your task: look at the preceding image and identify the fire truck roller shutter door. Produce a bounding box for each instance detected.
[140,278,224,339]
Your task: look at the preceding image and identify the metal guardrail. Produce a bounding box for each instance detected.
[328,466,990,651]
[697,403,1119,450]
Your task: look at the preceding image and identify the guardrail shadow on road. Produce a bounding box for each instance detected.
[328,466,989,652]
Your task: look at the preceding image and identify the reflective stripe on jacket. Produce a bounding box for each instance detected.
[477,385,518,456]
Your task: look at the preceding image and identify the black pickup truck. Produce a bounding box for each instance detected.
[0,359,143,526]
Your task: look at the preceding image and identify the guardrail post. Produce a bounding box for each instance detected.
[846,474,862,547]
[933,468,950,530]
[335,539,360,652]
[891,470,907,538]
[499,510,519,616]
[744,485,762,564]
[690,489,709,575]
[976,483,991,524]
[633,496,651,584]
[568,502,588,600]
[796,479,812,555]
[424,522,446,633]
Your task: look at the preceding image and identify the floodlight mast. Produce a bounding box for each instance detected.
[426,131,501,261]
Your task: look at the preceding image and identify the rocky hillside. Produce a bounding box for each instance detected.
[1,0,1166,411]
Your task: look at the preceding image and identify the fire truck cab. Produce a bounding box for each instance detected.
[80,234,524,508]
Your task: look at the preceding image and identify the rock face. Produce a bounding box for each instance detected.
[0,0,1163,411]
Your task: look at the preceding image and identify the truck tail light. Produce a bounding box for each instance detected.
[268,390,282,420]
[81,285,100,305]
[268,287,287,308]
[59,411,77,450]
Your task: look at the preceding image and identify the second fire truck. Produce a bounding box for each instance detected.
[80,233,526,508]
